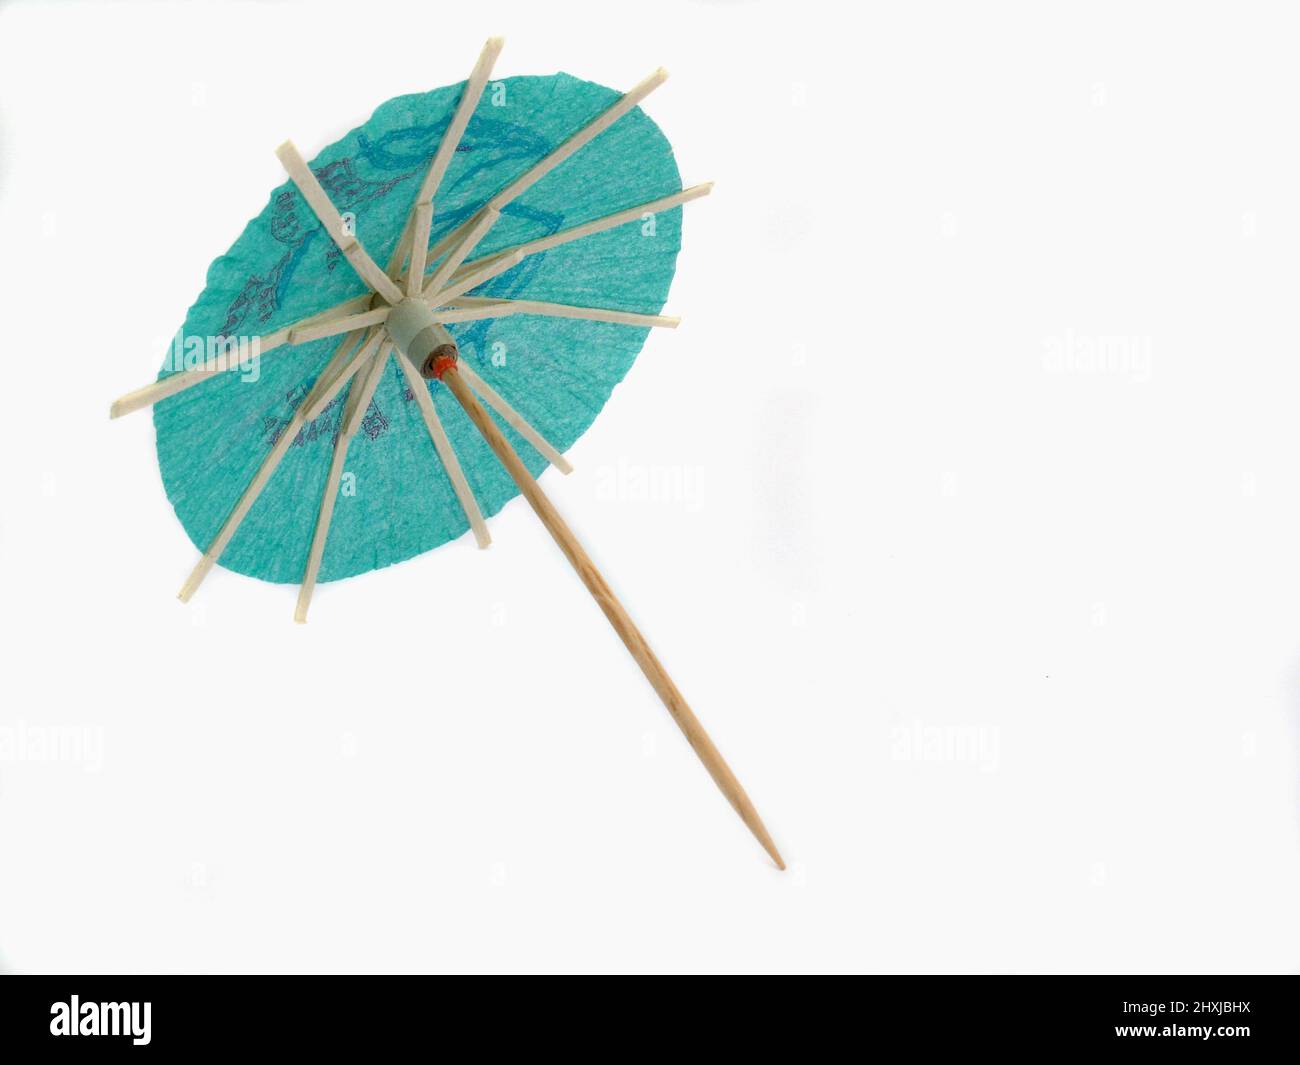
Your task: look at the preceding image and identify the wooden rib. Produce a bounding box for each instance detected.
[276,140,404,305]
[386,36,505,278]
[406,202,434,297]
[344,339,393,437]
[454,183,713,280]
[450,347,573,475]
[421,208,500,301]
[287,306,389,345]
[421,68,670,273]
[294,340,393,623]
[431,302,514,324]
[426,249,524,308]
[491,68,668,212]
[447,295,679,329]
[395,346,491,548]
[177,328,384,603]
[294,438,352,624]
[108,294,372,418]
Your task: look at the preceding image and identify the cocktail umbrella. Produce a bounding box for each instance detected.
[110,38,783,869]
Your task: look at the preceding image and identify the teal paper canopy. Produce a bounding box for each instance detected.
[154,73,682,584]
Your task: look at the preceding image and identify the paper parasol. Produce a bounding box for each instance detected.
[110,38,782,869]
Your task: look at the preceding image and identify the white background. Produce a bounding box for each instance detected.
[1,0,1298,974]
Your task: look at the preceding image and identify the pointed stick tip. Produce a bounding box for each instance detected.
[757,830,785,870]
[759,836,786,870]
[108,401,125,420]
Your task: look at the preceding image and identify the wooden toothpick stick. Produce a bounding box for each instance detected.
[294,340,394,622]
[438,360,784,869]
[178,328,384,602]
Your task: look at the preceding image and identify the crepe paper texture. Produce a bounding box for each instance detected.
[154,73,682,583]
